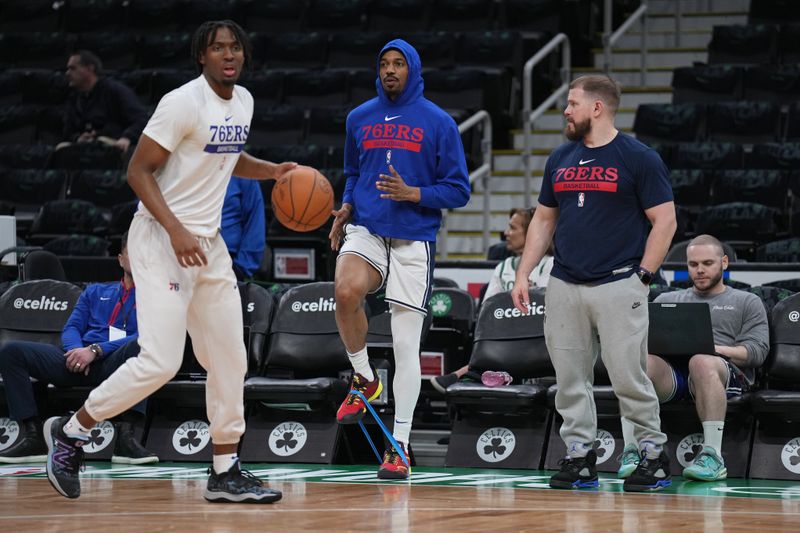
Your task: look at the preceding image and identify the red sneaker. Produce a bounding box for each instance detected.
[378,443,410,479]
[336,370,382,424]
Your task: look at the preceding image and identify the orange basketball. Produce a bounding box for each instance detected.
[271,165,334,232]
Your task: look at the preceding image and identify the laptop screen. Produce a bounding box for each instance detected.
[648,302,716,357]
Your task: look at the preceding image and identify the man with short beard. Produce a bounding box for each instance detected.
[511,75,677,492]
[618,234,769,482]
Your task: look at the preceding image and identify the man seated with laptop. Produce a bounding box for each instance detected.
[618,234,769,482]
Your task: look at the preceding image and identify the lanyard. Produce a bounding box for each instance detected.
[108,280,135,330]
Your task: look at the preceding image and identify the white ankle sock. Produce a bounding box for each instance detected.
[62,414,92,440]
[567,441,592,458]
[702,421,724,456]
[392,418,412,447]
[347,347,374,381]
[213,454,238,474]
[640,440,663,460]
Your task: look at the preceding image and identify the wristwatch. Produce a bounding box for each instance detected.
[89,343,103,358]
[636,266,655,286]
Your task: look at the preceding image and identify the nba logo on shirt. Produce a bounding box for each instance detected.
[578,192,585,207]
[386,150,392,165]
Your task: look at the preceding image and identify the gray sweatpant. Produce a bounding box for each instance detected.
[545,274,666,456]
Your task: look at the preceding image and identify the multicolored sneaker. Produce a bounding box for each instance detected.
[336,369,382,424]
[377,442,411,480]
[682,447,727,481]
[617,444,640,479]
[549,450,599,489]
[43,416,86,499]
[204,459,282,503]
[623,449,672,492]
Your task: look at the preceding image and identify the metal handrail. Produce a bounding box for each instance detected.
[439,110,492,259]
[522,33,571,209]
[603,0,649,85]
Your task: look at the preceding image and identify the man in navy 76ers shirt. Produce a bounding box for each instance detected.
[511,75,677,492]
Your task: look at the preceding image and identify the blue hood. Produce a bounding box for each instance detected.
[375,39,424,106]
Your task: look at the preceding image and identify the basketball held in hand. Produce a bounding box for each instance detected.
[271,166,334,232]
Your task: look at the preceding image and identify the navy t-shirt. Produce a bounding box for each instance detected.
[538,132,673,284]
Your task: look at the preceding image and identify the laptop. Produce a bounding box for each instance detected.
[648,302,719,358]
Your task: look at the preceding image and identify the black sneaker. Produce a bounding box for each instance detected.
[204,459,282,504]
[430,372,459,394]
[549,450,599,489]
[111,421,159,465]
[43,416,86,499]
[0,419,46,464]
[623,449,672,492]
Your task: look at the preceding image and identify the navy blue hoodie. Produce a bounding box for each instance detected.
[343,39,470,241]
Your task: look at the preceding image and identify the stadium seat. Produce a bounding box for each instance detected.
[174,0,246,32]
[778,23,800,64]
[0,280,81,348]
[67,169,137,208]
[21,69,69,106]
[283,70,349,107]
[757,238,800,262]
[114,69,154,104]
[306,107,349,148]
[712,169,788,208]
[368,0,430,32]
[707,101,781,143]
[48,143,125,171]
[695,202,780,243]
[456,31,522,71]
[62,0,126,33]
[328,32,391,69]
[423,287,475,374]
[43,235,111,257]
[749,0,800,24]
[0,69,24,105]
[20,250,66,282]
[35,105,66,145]
[241,282,351,463]
[306,0,368,32]
[444,289,553,469]
[430,0,496,31]
[145,282,274,462]
[74,32,138,70]
[28,199,108,245]
[0,104,39,144]
[671,64,743,104]
[783,102,800,140]
[765,278,800,292]
[396,31,456,68]
[0,144,53,169]
[674,142,743,170]
[241,0,306,33]
[247,144,327,170]
[742,64,800,106]
[248,104,307,146]
[749,293,800,480]
[137,33,192,69]
[501,0,561,33]
[125,0,181,33]
[0,32,74,69]
[0,169,67,214]
[424,68,486,112]
[746,285,795,315]
[0,0,62,33]
[347,68,378,105]
[669,169,710,207]
[238,70,284,107]
[106,200,138,244]
[708,24,778,65]
[633,103,705,144]
[150,69,196,104]
[262,32,328,69]
[747,142,800,169]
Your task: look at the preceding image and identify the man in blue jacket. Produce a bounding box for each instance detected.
[329,39,470,479]
[221,176,266,280]
[0,234,156,464]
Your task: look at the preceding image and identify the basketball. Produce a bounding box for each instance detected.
[271,165,334,232]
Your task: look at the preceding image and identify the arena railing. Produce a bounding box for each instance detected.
[603,0,649,85]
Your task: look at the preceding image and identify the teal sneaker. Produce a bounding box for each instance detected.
[683,447,727,481]
[617,444,640,479]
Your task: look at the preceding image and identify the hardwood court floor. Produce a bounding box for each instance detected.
[1,464,799,531]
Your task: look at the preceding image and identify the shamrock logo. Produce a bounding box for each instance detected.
[180,430,202,450]
[790,451,800,467]
[683,443,703,464]
[429,293,452,318]
[276,432,297,452]
[483,437,507,459]
[0,428,8,445]
[87,428,105,448]
[594,439,606,458]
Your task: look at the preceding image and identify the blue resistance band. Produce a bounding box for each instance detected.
[351,389,411,469]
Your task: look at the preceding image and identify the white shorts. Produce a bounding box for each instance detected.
[339,224,433,315]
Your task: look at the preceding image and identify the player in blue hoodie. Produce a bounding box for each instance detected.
[329,39,470,479]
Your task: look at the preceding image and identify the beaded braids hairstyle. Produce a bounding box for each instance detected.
[190,20,252,74]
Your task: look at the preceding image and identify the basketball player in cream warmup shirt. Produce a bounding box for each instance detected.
[44,21,294,504]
